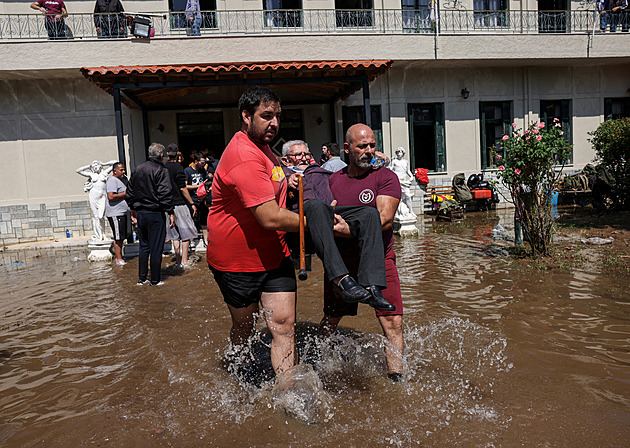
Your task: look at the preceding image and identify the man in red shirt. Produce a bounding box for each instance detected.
[207,87,302,382]
[320,123,405,382]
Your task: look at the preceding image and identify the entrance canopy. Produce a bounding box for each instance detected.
[79,60,393,161]
[80,60,392,109]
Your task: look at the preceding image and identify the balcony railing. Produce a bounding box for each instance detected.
[0,9,620,41]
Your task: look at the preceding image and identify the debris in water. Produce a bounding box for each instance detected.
[271,364,331,424]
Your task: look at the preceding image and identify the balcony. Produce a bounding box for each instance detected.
[0,8,619,41]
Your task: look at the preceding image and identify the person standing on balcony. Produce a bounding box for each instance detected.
[599,0,628,32]
[186,0,202,36]
[94,0,126,38]
[30,0,67,39]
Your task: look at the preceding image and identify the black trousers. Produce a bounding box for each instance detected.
[136,210,166,284]
[303,199,386,288]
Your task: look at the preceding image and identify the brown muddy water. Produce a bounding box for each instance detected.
[1,209,629,447]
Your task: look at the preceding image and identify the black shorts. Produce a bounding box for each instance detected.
[107,214,129,241]
[210,257,297,309]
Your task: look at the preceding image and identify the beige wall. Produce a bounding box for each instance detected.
[0,75,131,206]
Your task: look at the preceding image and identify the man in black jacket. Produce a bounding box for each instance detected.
[126,143,175,286]
[94,0,126,38]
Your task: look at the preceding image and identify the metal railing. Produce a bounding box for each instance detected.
[0,8,623,41]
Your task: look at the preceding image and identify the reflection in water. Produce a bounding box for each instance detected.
[1,211,629,446]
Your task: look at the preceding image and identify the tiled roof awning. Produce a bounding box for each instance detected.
[80,60,393,110]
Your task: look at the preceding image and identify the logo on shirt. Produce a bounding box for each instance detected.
[271,166,286,183]
[359,189,374,204]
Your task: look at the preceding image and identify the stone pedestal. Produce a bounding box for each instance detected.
[393,215,419,237]
[87,239,113,262]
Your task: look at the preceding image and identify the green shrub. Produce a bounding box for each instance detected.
[588,118,630,210]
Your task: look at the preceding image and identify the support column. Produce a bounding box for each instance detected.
[113,88,125,163]
[362,76,372,128]
[142,108,150,160]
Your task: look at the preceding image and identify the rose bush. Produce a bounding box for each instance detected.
[493,119,572,256]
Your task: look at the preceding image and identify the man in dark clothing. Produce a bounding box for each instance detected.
[93,0,126,38]
[164,144,198,267]
[185,153,209,246]
[281,139,394,312]
[126,143,175,286]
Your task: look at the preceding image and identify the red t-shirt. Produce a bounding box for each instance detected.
[206,131,290,272]
[329,166,401,254]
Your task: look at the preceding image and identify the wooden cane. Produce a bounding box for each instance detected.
[298,174,308,281]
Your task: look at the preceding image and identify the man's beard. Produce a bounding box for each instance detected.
[355,154,372,169]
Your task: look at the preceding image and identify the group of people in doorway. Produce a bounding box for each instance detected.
[106,86,405,384]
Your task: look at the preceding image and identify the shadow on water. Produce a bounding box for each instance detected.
[1,209,630,446]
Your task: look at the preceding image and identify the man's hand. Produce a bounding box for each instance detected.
[131,210,137,224]
[333,214,352,238]
[191,204,198,217]
[169,214,175,229]
[189,16,194,23]
[288,172,302,190]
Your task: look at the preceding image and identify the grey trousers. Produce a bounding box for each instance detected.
[304,199,386,288]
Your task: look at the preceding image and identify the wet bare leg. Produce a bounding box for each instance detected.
[319,315,342,338]
[260,291,296,374]
[172,240,182,265]
[181,240,190,265]
[377,314,404,374]
[113,239,124,262]
[227,302,259,346]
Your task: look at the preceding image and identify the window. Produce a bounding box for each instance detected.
[480,101,512,170]
[335,0,374,28]
[473,0,508,29]
[540,99,572,163]
[605,98,630,120]
[169,0,217,30]
[177,112,224,163]
[263,0,302,27]
[538,0,568,34]
[408,103,445,172]
[402,0,434,33]
[342,106,383,153]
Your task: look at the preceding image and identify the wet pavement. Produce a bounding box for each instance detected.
[1,209,629,447]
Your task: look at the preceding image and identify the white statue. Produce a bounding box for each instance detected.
[389,147,416,219]
[77,160,117,241]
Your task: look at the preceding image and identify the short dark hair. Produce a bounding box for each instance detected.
[327,143,340,157]
[192,152,205,163]
[238,86,280,122]
[113,162,125,171]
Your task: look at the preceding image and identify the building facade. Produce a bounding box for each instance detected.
[0,0,628,245]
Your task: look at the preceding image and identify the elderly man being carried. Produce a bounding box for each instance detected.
[280,139,394,312]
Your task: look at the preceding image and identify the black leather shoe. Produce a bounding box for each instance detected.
[333,276,372,303]
[363,286,396,312]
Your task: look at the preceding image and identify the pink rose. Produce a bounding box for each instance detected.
[533,129,539,134]
[559,131,564,135]
[555,123,561,128]
[511,123,517,128]
[538,122,545,129]
[553,117,560,122]
[502,135,509,141]
[499,165,505,171]
[536,135,542,141]
[514,168,521,175]
[525,130,530,134]
[496,154,502,159]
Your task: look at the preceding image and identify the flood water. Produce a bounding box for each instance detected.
[1,210,629,447]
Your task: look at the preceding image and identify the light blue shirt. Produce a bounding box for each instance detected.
[322,156,347,173]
